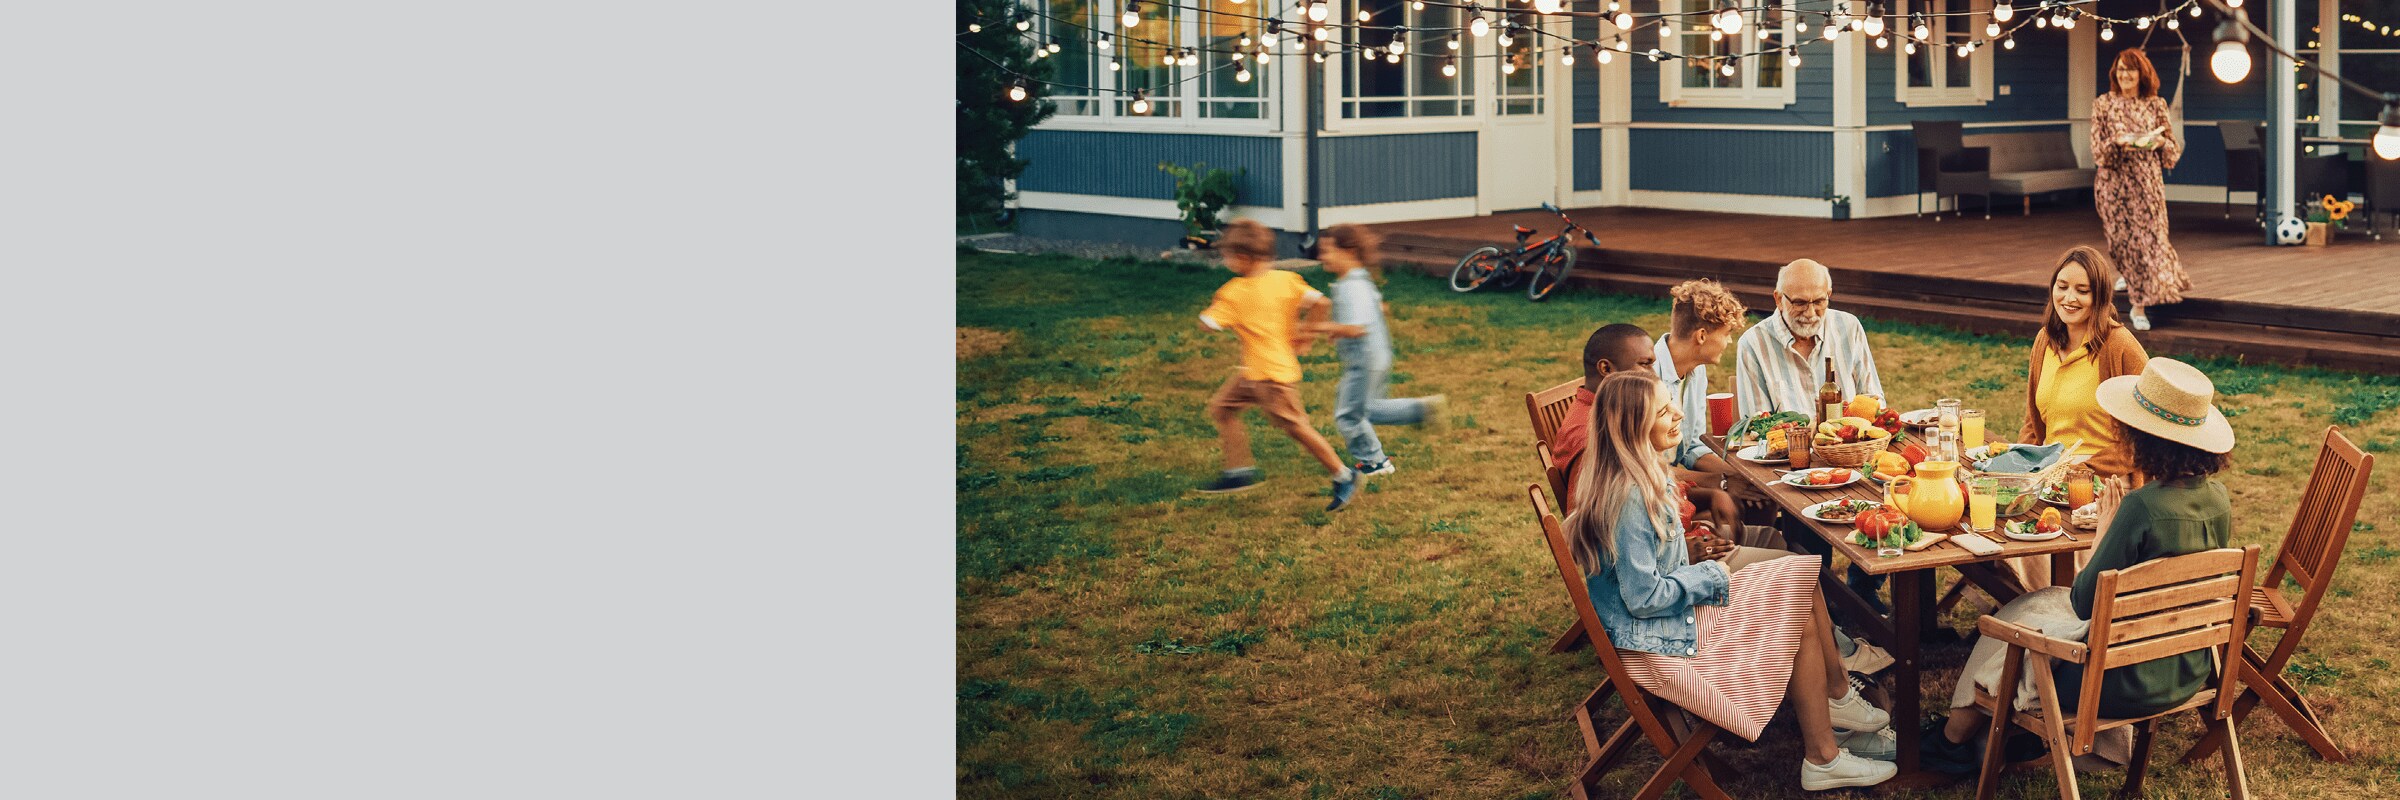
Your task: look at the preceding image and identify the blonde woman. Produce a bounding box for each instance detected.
[1567,371,1895,790]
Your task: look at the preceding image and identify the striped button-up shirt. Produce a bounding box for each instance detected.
[1733,308,1885,421]
[1653,334,1714,470]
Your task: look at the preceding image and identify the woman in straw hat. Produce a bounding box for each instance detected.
[1919,357,2235,775]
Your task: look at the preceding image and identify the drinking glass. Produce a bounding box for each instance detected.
[1960,409,1987,453]
[1935,398,1963,462]
[2066,465,2096,508]
[1968,476,1999,534]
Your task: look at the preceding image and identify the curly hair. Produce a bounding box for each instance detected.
[1323,223,1384,280]
[1668,279,1748,338]
[2125,422,2230,482]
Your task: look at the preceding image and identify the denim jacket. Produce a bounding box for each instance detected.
[1583,495,1731,657]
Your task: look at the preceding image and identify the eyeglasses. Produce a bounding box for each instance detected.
[1781,294,1830,310]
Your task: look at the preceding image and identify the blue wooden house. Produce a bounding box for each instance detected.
[1010,1,2387,250]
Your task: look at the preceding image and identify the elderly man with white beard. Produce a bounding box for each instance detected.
[1734,258,1885,420]
[1733,258,1905,671]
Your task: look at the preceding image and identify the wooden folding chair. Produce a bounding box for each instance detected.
[1527,484,1734,800]
[2182,427,2372,764]
[1971,546,2262,800]
[1534,442,1591,654]
[1525,378,1581,449]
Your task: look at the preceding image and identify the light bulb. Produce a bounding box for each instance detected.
[1307,2,1328,23]
[1958,42,1973,57]
[1122,3,1140,29]
[2137,17,2151,30]
[1500,30,1515,46]
[1449,35,1462,50]
[1413,1,1426,9]
[1131,92,1150,114]
[1798,21,1809,34]
[1048,40,1062,54]
[1876,35,1888,48]
[1610,1,1621,11]
[1913,20,1930,40]
[2192,5,2204,17]
[1442,57,1458,76]
[2167,17,2179,30]
[1471,15,1491,37]
[1648,48,1661,61]
[1986,22,1999,37]
[2060,14,2075,30]
[2102,25,2115,41]
[2374,124,2400,161]
[2003,36,2015,49]
[1614,12,1633,29]
[1758,28,1771,41]
[1313,25,1329,41]
[1562,49,1575,65]
[1162,52,1174,65]
[1661,21,1674,35]
[967,23,982,33]
[1313,51,1325,62]
[1256,48,1271,65]
[1599,48,1614,63]
[1238,35,1250,48]
[1236,66,1252,82]
[1788,53,1803,66]
[1110,59,1122,71]
[1391,37,1406,55]
[1016,19,1031,32]
[2212,41,2252,83]
[2035,15,2048,29]
[1718,6,1746,36]
[1536,0,1564,13]
[1099,34,1112,51]
[1386,51,1401,63]
[2229,0,2244,6]
[1721,60,1737,77]
[1993,2,2013,23]
[1710,29,1723,42]
[1824,25,1840,41]
[1617,39,1630,52]
[1503,60,1517,74]
[1904,40,1916,54]
[1031,49,1046,60]
[1358,8,1372,23]
[1864,13,1885,37]
[1008,83,1027,102]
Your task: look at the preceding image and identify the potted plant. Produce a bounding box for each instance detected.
[1822,186,1852,220]
[1158,161,1243,248]
[2303,194,2354,246]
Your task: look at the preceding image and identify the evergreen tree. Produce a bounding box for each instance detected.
[957,0,1054,221]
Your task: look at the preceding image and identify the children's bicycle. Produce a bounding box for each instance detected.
[1447,203,1599,302]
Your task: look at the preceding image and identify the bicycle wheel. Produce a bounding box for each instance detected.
[1527,243,1576,302]
[1448,246,1505,293]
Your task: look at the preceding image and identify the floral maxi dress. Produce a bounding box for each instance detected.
[2091,93,2190,307]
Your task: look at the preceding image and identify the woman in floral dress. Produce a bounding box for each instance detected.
[2091,48,2188,332]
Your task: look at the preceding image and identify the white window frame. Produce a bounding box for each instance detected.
[1330,0,1484,127]
[1025,0,1280,133]
[1894,0,1995,107]
[1657,0,1799,109]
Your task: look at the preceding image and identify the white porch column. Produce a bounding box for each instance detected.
[1600,22,1633,206]
[2316,0,2340,140]
[2068,21,2097,167]
[1832,16,1866,217]
[2268,0,2299,240]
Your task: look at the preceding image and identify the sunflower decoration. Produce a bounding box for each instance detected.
[2316,194,2357,229]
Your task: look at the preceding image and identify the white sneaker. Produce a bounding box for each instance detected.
[1800,748,1899,791]
[1828,685,1890,733]
[1841,638,1894,676]
[2129,312,2152,332]
[2114,276,2128,292]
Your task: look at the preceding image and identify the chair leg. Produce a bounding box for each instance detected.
[1976,644,2026,800]
[1633,724,1719,800]
[2027,657,2081,800]
[2118,719,2157,799]
[2216,711,2251,800]
[1550,618,1589,653]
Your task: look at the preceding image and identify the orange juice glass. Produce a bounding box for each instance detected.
[1960,409,1986,451]
[2066,466,2096,508]
[1968,477,1998,534]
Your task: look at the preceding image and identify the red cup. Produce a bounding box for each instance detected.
[1707,393,1736,437]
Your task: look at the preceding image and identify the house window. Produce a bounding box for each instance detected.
[1896,0,1994,106]
[1497,10,1546,116]
[1342,0,1474,119]
[1029,1,1273,121]
[2297,2,2400,143]
[1658,0,1796,109]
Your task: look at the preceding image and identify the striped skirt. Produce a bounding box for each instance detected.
[1617,554,1820,741]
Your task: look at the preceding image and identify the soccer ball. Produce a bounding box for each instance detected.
[2273,215,2308,245]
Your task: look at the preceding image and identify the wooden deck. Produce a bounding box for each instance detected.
[1375,202,2400,374]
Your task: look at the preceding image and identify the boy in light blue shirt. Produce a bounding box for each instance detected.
[1311,225,1445,477]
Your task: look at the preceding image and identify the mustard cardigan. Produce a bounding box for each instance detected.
[2021,324,2150,478]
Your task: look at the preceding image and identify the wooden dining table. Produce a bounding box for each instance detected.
[1704,431,2095,784]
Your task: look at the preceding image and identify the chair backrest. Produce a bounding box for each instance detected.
[1966,131,2081,173]
[1536,441,1571,511]
[1528,484,1641,684]
[1526,378,1581,448]
[2297,153,2351,200]
[2076,546,2261,750]
[1913,121,1966,191]
[2216,120,2263,151]
[2367,154,2400,207]
[2267,428,2374,628]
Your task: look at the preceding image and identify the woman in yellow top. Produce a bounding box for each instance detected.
[2013,245,2149,590]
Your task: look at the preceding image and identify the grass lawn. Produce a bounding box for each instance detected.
[955,247,2400,799]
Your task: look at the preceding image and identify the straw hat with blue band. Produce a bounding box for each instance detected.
[2094,357,2236,454]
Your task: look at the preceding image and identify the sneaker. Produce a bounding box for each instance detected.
[1839,727,1899,761]
[1326,472,1360,511]
[1423,395,1450,431]
[1917,720,1981,775]
[1799,748,1898,791]
[1355,459,1397,477]
[2129,311,2152,332]
[2114,276,2128,292]
[1841,638,1895,676]
[1828,685,1890,733]
[1197,469,1261,494]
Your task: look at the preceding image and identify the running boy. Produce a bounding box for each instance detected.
[1314,224,1444,477]
[1196,219,1360,511]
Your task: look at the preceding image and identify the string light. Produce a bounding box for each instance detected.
[1307,1,1328,23]
[1100,33,1112,50]
[1500,25,1515,47]
[1535,0,1564,14]
[1470,13,1491,37]
[1561,47,1574,65]
[1009,81,1028,102]
[1017,17,1033,32]
[1912,15,1929,41]
[2192,4,2204,18]
[967,22,982,33]
[1864,6,1885,37]
[1717,5,1746,36]
[1442,55,1458,76]
[1797,20,1809,34]
[1502,59,1517,74]
[1993,2,2013,23]
[1047,39,1063,54]
[1614,12,1633,29]
[1788,52,1803,66]
[1313,25,1330,41]
[2035,15,2048,29]
[1904,40,1916,54]
[1660,20,1675,36]
[1130,90,1150,114]
[2137,17,2151,30]
[2211,19,2252,83]
[1824,24,1840,41]
[1357,7,1371,23]
[1876,35,1889,48]
[1110,58,1122,71]
[2166,16,2179,30]
[1599,46,1614,64]
[1390,27,1407,55]
[1758,27,1772,42]
[1236,64,1252,82]
[1412,1,1426,9]
[2003,35,2015,49]
[2101,24,2114,42]
[1448,34,1462,50]
[2374,98,2400,160]
[1121,2,1139,30]
[1721,59,1737,77]
[1386,49,1401,63]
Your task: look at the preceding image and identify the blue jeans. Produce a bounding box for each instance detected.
[1334,357,1428,465]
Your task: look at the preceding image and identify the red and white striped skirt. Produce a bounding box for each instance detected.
[1616,554,1820,741]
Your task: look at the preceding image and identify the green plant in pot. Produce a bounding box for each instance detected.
[1822,185,1852,220]
[1159,161,1242,248]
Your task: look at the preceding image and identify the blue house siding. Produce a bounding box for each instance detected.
[1865,33,2071,125]
[1319,133,1476,206]
[1574,128,1606,191]
[1629,129,1832,196]
[1621,0,1836,126]
[1573,14,1601,124]
[1017,131,1283,204]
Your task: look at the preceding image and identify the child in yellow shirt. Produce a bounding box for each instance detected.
[1197,220,1358,510]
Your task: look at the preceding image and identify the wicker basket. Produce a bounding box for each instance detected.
[1809,436,1892,469]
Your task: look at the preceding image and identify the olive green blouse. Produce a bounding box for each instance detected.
[2061,474,2234,717]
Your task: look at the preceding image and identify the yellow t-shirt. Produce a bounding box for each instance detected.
[2035,345,2118,464]
[1201,269,1321,384]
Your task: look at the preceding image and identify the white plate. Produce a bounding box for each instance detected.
[1781,468,1863,489]
[1803,499,1882,525]
[1737,443,1787,464]
[2003,520,2065,542]
[1899,409,1940,428]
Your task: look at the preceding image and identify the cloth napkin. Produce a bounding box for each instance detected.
[1977,442,2065,474]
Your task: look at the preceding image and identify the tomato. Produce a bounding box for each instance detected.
[1857,509,1891,538]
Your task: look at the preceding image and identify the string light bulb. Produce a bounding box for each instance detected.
[1913,16,1930,41]
[1660,20,1675,36]
[1599,47,1614,64]
[1876,35,1889,48]
[1798,20,1810,34]
[1536,0,1564,14]
[2003,35,2015,49]
[1099,33,1112,50]
[1721,59,1737,77]
[1442,55,1458,76]
[2229,0,2244,7]
[1236,65,1253,82]
[2167,17,2180,30]
[1307,1,1328,23]
[1390,29,1407,55]
[967,22,982,33]
[1047,39,1062,54]
[1449,35,1462,50]
[2035,15,2048,29]
[1386,50,1401,63]
[2372,96,2399,160]
[1008,82,1027,102]
[2137,16,2151,30]
[1357,7,1372,23]
[1413,1,1426,9]
[1502,59,1517,75]
[1121,3,1139,29]
[1904,40,1916,54]
[1130,90,1150,114]
[1993,2,2014,23]
[1017,18,1032,32]
[1110,59,1122,71]
[1864,7,1886,37]
[1788,52,1803,66]
[1614,12,1633,29]
[1759,27,1772,41]
[1956,42,1972,57]
[1561,48,1575,65]
[1313,25,1330,41]
[1471,14,1491,37]
[1717,5,1746,36]
[1824,24,1841,41]
[2101,24,2114,41]
[2211,19,2253,83]
[2192,4,2204,17]
[1500,26,1515,47]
